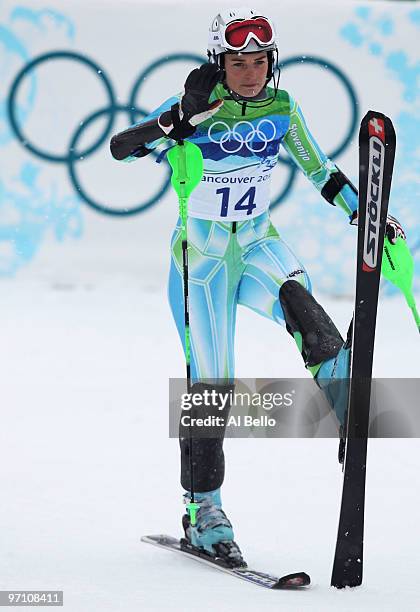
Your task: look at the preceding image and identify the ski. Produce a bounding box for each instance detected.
[331,111,396,588]
[141,535,310,589]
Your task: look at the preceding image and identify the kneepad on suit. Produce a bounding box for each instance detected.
[179,382,234,493]
[279,280,343,369]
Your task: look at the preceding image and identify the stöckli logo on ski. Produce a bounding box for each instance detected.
[363,117,386,272]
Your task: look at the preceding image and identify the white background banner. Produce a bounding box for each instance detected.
[0,0,419,296]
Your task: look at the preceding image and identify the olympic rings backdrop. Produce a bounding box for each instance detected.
[0,0,419,297]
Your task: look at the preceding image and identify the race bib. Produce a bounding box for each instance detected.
[188,165,273,221]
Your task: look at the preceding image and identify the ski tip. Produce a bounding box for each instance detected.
[273,572,311,589]
[141,534,155,543]
[141,534,176,545]
[361,110,396,142]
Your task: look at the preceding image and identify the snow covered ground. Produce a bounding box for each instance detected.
[0,277,419,611]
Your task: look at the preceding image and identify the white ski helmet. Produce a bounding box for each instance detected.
[207,7,278,59]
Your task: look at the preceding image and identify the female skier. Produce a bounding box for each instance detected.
[110,8,405,567]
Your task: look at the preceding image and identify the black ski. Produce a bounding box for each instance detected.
[331,111,396,588]
[142,535,310,589]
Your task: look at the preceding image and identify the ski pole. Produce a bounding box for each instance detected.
[381,236,419,333]
[167,140,204,526]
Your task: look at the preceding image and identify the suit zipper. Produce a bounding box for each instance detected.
[232,222,237,234]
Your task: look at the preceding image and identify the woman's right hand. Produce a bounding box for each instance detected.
[181,63,224,125]
[159,63,224,140]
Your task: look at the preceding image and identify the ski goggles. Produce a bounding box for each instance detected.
[223,17,275,51]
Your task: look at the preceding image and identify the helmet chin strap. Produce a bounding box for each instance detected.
[222,84,268,101]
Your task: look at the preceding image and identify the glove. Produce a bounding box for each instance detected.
[385,214,406,244]
[158,64,224,141]
[180,63,224,125]
[350,211,406,244]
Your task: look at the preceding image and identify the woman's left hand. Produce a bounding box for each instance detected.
[386,214,406,244]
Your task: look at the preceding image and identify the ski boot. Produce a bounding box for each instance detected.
[181,488,246,568]
[315,321,352,426]
[316,323,352,462]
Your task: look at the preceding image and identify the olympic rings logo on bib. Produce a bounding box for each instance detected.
[208,119,277,154]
